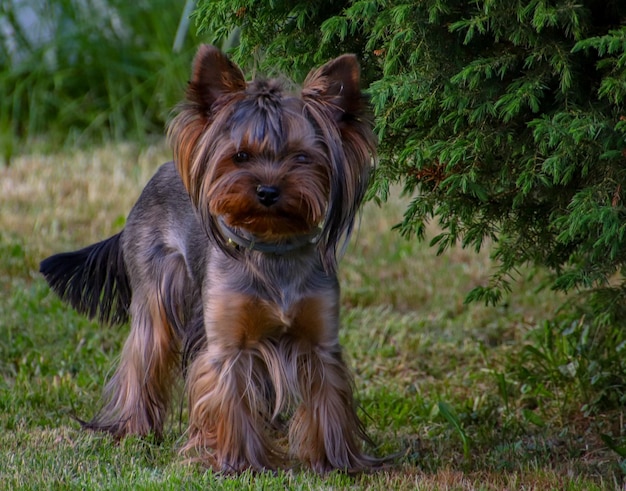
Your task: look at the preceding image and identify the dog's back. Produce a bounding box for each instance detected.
[40,161,204,327]
[40,159,209,340]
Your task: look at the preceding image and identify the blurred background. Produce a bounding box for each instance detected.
[0,0,204,163]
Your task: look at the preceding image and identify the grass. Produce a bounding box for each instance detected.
[1,143,625,489]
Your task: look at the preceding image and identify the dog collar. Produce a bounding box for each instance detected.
[216,216,321,255]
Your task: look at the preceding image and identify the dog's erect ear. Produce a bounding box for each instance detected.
[301,54,363,121]
[186,45,246,109]
[168,45,246,201]
[301,55,375,274]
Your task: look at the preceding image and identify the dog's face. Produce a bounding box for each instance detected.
[168,45,375,270]
[200,80,331,241]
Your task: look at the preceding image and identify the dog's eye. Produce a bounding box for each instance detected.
[294,153,310,164]
[233,151,250,163]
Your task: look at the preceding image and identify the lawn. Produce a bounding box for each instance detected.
[0,143,623,490]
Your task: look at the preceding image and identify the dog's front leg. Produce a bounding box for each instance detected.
[288,295,377,473]
[183,293,283,472]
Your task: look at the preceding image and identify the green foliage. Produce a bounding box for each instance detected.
[194,0,364,81]
[0,0,204,159]
[195,0,626,415]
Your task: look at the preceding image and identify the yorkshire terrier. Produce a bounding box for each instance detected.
[40,45,377,473]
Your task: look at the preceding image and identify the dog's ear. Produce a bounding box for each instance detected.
[187,44,246,110]
[301,55,376,274]
[168,46,246,200]
[301,54,364,122]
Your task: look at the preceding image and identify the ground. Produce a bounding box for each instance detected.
[0,143,623,489]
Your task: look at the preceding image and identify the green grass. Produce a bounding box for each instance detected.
[1,144,625,489]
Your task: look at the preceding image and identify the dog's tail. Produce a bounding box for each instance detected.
[40,232,131,325]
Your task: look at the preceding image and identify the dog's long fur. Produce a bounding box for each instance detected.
[40,45,377,473]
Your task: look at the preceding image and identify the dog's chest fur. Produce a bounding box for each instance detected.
[203,249,339,349]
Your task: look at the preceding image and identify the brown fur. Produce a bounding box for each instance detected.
[40,45,379,473]
[83,290,180,439]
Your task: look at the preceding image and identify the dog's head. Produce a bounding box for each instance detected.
[168,45,375,272]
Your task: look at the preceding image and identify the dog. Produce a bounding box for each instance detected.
[40,45,377,473]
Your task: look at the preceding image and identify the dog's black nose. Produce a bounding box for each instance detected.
[256,185,280,207]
